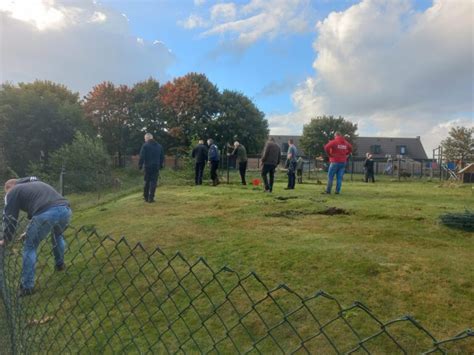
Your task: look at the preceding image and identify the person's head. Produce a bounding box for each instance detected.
[144,133,153,142]
[207,138,214,146]
[334,131,342,138]
[4,179,17,193]
[234,141,240,148]
[268,137,275,142]
[366,152,370,158]
[198,139,204,145]
[288,138,294,145]
[368,154,373,159]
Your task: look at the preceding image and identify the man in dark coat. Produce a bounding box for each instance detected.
[1,177,71,296]
[261,137,281,192]
[192,140,208,185]
[230,141,248,185]
[139,133,164,202]
[207,139,220,186]
[364,153,375,183]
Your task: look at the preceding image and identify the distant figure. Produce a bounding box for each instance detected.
[207,139,220,186]
[1,177,71,296]
[364,153,375,183]
[230,141,248,185]
[261,137,281,193]
[192,139,208,185]
[285,139,298,190]
[296,157,304,184]
[139,133,164,203]
[323,132,352,194]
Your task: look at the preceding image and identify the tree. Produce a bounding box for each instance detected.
[83,82,132,166]
[300,116,358,157]
[129,78,170,154]
[209,90,269,153]
[159,73,220,149]
[0,81,90,175]
[441,126,473,165]
[49,132,111,192]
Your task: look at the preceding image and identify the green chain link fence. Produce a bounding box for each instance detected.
[0,218,472,354]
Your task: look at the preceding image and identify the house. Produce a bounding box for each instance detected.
[458,163,474,183]
[270,135,428,161]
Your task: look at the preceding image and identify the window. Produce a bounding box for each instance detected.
[370,145,381,154]
[397,145,407,155]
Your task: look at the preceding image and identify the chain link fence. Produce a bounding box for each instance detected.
[0,217,473,354]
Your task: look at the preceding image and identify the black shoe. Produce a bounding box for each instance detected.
[19,286,35,297]
[148,199,155,203]
[55,263,66,272]
[321,191,330,195]
[143,197,148,202]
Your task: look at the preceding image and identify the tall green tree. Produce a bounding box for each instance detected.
[300,116,358,157]
[83,82,132,165]
[129,78,170,154]
[159,73,220,149]
[0,81,89,175]
[209,90,269,153]
[441,126,473,165]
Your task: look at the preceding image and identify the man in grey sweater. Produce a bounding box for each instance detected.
[1,177,72,296]
[261,137,281,192]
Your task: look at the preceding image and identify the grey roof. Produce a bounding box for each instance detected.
[270,135,428,160]
[354,136,428,160]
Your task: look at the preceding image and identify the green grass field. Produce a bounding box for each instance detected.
[71,171,473,333]
[3,169,473,353]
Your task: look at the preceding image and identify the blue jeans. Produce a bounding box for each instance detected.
[22,205,72,289]
[326,162,346,193]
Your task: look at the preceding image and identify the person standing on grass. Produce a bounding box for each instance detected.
[139,133,164,203]
[323,132,352,194]
[207,139,220,186]
[285,139,298,190]
[364,153,375,183]
[229,141,248,185]
[192,139,208,186]
[261,137,281,193]
[296,156,304,184]
[1,177,71,296]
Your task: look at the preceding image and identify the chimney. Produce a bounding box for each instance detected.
[416,136,420,140]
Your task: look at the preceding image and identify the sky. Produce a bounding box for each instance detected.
[0,0,473,152]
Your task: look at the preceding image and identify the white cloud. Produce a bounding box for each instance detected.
[0,0,175,94]
[180,0,313,46]
[194,0,206,5]
[210,3,237,22]
[178,14,207,29]
[270,0,473,152]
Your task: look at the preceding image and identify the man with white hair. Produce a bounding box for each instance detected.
[1,176,71,296]
[139,133,164,202]
[207,139,220,186]
[229,141,248,185]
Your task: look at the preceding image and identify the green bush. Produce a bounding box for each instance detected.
[30,132,112,193]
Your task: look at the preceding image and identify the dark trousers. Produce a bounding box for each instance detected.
[144,165,159,201]
[210,160,219,185]
[195,162,205,185]
[239,161,247,185]
[261,164,276,192]
[297,169,303,183]
[287,161,297,189]
[365,169,375,183]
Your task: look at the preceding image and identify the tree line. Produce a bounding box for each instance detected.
[0,73,269,177]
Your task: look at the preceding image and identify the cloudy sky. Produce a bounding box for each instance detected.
[1,0,472,151]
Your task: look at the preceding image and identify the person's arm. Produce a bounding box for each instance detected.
[261,144,268,163]
[138,145,145,170]
[191,147,196,158]
[2,192,20,243]
[346,141,353,156]
[277,147,281,165]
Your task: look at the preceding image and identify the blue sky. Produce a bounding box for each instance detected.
[1,0,472,151]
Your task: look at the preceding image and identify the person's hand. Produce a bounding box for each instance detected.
[0,239,5,247]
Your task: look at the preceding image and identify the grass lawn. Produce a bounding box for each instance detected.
[3,169,473,353]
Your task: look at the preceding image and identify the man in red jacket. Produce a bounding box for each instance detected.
[323,132,352,194]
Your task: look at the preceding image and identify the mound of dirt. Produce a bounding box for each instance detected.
[317,207,349,216]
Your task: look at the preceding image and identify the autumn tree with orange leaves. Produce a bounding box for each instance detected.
[83,82,133,166]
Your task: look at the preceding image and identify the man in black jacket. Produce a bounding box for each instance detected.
[139,133,165,202]
[261,137,281,192]
[1,177,71,296]
[191,140,208,185]
[364,153,375,183]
